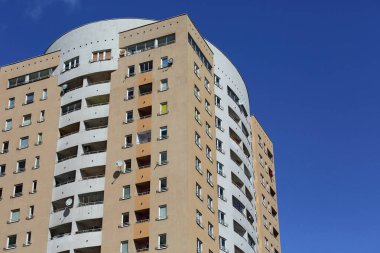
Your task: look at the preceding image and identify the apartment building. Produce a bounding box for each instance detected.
[0,14,280,253]
[250,116,281,253]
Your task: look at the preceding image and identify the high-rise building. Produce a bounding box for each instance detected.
[0,14,280,253]
[250,116,281,253]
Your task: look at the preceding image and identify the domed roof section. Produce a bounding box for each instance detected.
[45,18,155,53]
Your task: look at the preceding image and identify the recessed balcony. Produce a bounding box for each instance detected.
[59,122,80,138]
[80,166,105,180]
[57,146,78,163]
[134,237,149,252]
[85,94,109,108]
[82,141,107,155]
[78,191,104,207]
[76,218,102,234]
[84,117,108,131]
[52,196,74,213]
[136,181,150,196]
[50,223,72,240]
[55,171,76,187]
[135,209,150,224]
[138,106,152,119]
[137,155,151,169]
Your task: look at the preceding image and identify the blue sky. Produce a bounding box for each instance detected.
[1,0,379,252]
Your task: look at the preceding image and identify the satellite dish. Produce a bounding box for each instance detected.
[62,84,68,90]
[115,160,123,167]
[65,198,73,207]
[168,58,174,65]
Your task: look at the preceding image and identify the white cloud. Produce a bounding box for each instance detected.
[27,0,80,20]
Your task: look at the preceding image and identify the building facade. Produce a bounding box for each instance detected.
[250,116,281,253]
[0,14,280,253]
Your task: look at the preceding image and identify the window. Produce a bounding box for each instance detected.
[41,89,48,100]
[227,86,240,104]
[91,50,111,62]
[219,237,227,251]
[19,137,29,149]
[214,75,221,88]
[6,235,17,249]
[4,119,12,131]
[31,180,37,193]
[125,111,133,123]
[218,210,227,226]
[188,34,212,71]
[122,185,131,199]
[263,215,268,228]
[216,139,224,153]
[27,205,34,219]
[159,151,168,165]
[195,183,202,200]
[36,133,43,145]
[218,186,226,201]
[206,145,212,162]
[208,223,214,238]
[13,183,23,197]
[158,205,167,220]
[140,60,153,73]
[215,95,223,110]
[196,210,203,227]
[262,194,267,207]
[217,162,225,177]
[159,102,168,115]
[16,160,26,173]
[194,63,200,78]
[204,78,210,92]
[158,234,167,249]
[64,56,79,71]
[195,132,201,148]
[2,141,9,153]
[159,126,168,140]
[127,65,135,77]
[196,238,203,253]
[8,98,15,109]
[205,122,212,138]
[39,110,45,122]
[0,188,2,199]
[34,156,40,169]
[123,159,132,173]
[22,114,32,126]
[215,117,223,131]
[207,171,213,186]
[159,177,167,192]
[194,85,201,100]
[124,135,133,148]
[25,232,32,245]
[195,108,201,124]
[10,209,20,223]
[126,88,134,100]
[8,75,26,88]
[205,100,211,114]
[161,56,169,68]
[264,237,269,249]
[124,34,175,55]
[121,212,129,227]
[195,157,202,174]
[260,174,265,186]
[121,241,128,253]
[0,164,5,176]
[159,79,168,92]
[207,196,214,212]
[28,68,53,82]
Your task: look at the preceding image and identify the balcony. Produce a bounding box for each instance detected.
[75,218,102,234]
[74,246,101,253]
[135,209,150,223]
[59,122,80,138]
[228,107,241,124]
[231,172,244,192]
[82,141,107,155]
[230,128,242,146]
[78,191,104,207]
[139,83,152,96]
[136,130,151,144]
[55,171,76,187]
[85,94,109,108]
[80,166,105,180]
[50,223,72,240]
[84,117,108,131]
[87,71,111,86]
[230,150,243,167]
[57,146,78,163]
[138,106,152,119]
[136,181,150,196]
[137,155,151,169]
[52,196,74,213]
[61,77,83,94]
[62,100,82,116]
[134,237,149,252]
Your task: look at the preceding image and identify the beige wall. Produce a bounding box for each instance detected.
[102,15,219,253]
[0,52,61,252]
[250,115,281,253]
